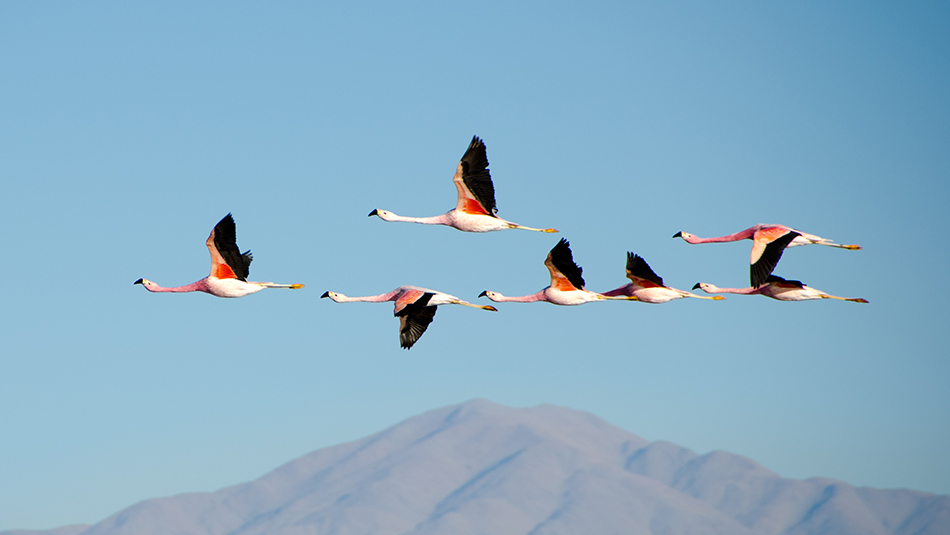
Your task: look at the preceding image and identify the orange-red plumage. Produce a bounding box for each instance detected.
[213,263,238,280]
[460,197,491,216]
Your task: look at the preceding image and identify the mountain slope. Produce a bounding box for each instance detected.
[5,400,947,535]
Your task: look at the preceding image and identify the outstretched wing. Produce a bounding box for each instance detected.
[625,253,664,288]
[396,293,437,349]
[750,231,800,287]
[453,136,497,217]
[545,238,585,291]
[206,213,250,281]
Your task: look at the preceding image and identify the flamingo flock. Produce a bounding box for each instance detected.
[136,136,867,348]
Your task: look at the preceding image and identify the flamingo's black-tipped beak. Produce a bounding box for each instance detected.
[673,231,683,238]
[692,283,701,290]
[478,291,488,298]
[368,209,378,217]
[134,278,144,285]
[321,291,330,298]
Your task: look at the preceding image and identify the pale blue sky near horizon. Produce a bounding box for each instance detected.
[2,1,948,530]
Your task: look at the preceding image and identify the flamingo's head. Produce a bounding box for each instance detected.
[321,291,345,302]
[478,290,501,302]
[369,209,395,221]
[134,278,156,291]
[692,282,713,293]
[673,231,695,242]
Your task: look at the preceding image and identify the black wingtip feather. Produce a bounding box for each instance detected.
[625,252,664,287]
[459,135,497,216]
[550,238,586,289]
[750,232,801,287]
[399,304,437,349]
[212,213,250,281]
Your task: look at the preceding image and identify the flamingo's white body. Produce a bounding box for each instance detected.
[321,285,496,349]
[135,214,303,298]
[673,224,861,287]
[369,136,557,233]
[480,238,637,306]
[693,276,868,303]
[601,253,724,303]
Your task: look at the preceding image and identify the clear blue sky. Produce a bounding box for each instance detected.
[2,1,948,530]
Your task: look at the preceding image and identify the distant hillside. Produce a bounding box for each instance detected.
[5,400,948,535]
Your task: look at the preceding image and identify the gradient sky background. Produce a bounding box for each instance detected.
[2,1,948,530]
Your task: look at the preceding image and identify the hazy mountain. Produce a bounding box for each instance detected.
[6,400,948,535]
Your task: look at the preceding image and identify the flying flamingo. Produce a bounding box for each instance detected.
[693,275,869,303]
[320,286,497,349]
[479,238,638,306]
[369,135,558,233]
[672,224,861,287]
[601,253,725,303]
[134,214,304,298]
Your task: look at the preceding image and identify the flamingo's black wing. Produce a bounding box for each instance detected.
[751,232,800,288]
[459,136,498,216]
[396,292,436,349]
[625,253,664,287]
[548,238,586,290]
[212,213,251,281]
[398,305,437,349]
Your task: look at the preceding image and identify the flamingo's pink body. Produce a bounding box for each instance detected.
[480,239,637,306]
[369,136,557,233]
[601,253,724,303]
[673,224,861,287]
[321,285,496,349]
[135,214,303,298]
[693,276,868,303]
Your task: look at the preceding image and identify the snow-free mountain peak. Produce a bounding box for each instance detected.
[4,400,947,535]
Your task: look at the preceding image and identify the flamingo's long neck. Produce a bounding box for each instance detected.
[702,285,759,295]
[145,279,210,293]
[493,291,546,303]
[386,212,453,226]
[335,290,401,303]
[686,227,756,244]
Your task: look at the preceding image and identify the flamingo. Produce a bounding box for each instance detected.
[672,224,861,287]
[369,135,558,233]
[320,286,497,349]
[134,214,304,298]
[693,275,869,303]
[601,253,725,303]
[479,238,638,305]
